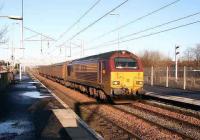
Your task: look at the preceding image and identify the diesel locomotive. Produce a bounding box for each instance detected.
[38,50,144,101]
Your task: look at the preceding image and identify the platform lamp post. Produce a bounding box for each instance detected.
[19,0,24,81]
[175,45,180,81]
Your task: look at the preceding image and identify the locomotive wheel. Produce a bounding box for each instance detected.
[89,87,94,97]
[97,90,113,103]
[99,90,107,101]
[136,89,145,99]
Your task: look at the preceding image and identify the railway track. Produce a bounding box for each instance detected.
[33,72,200,140]
[38,75,140,140]
[114,102,200,140]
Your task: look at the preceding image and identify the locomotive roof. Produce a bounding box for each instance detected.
[72,50,135,62]
[51,61,70,66]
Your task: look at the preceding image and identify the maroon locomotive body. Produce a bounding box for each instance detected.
[39,50,144,100]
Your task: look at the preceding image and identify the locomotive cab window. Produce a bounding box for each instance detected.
[115,58,138,69]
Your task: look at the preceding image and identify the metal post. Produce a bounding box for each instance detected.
[24,65,26,73]
[20,0,24,70]
[175,54,178,81]
[69,41,71,57]
[151,66,154,86]
[117,15,119,52]
[183,66,186,90]
[67,41,71,58]
[11,40,14,67]
[64,43,66,60]
[110,13,120,51]
[21,0,24,51]
[19,63,22,81]
[81,40,84,57]
[166,66,169,87]
[41,34,43,53]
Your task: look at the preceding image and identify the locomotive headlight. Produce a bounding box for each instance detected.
[121,51,126,55]
[113,81,120,85]
[136,81,143,85]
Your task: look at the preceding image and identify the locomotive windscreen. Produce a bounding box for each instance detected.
[115,57,138,69]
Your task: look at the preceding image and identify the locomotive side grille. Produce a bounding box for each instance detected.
[76,72,97,82]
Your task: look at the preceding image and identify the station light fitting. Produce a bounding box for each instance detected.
[8,16,23,20]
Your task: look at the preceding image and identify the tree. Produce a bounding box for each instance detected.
[181,47,194,66]
[181,44,200,68]
[192,44,200,67]
[0,5,8,44]
[140,50,171,67]
[0,26,7,44]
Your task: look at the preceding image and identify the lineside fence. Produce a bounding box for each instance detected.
[144,66,200,91]
[0,72,14,91]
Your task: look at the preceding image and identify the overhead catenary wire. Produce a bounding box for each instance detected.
[48,0,129,57]
[58,0,102,39]
[84,19,200,51]
[69,0,129,40]
[115,20,200,44]
[97,11,200,45]
[44,0,186,59]
[46,0,102,56]
[91,0,181,42]
[24,34,40,41]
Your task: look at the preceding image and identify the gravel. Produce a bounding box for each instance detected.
[34,73,191,140]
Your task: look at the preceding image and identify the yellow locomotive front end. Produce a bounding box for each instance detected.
[111,71,143,95]
[109,53,144,96]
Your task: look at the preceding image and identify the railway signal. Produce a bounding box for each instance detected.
[175,45,180,81]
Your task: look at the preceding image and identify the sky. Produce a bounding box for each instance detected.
[0,0,200,65]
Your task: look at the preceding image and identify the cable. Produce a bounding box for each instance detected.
[46,0,181,58]
[24,34,39,41]
[120,20,200,43]
[69,0,129,40]
[24,26,56,41]
[46,0,102,54]
[85,19,200,51]
[91,0,181,41]
[101,11,200,45]
[58,0,102,39]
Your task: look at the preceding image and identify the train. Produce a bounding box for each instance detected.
[38,50,144,101]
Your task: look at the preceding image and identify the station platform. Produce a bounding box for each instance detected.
[144,85,200,109]
[0,73,102,140]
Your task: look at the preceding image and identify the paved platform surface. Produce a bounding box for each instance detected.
[33,75,102,140]
[0,74,44,139]
[0,73,101,140]
[144,85,200,106]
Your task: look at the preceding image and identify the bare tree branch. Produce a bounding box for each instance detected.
[139,50,172,67]
[0,26,8,44]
